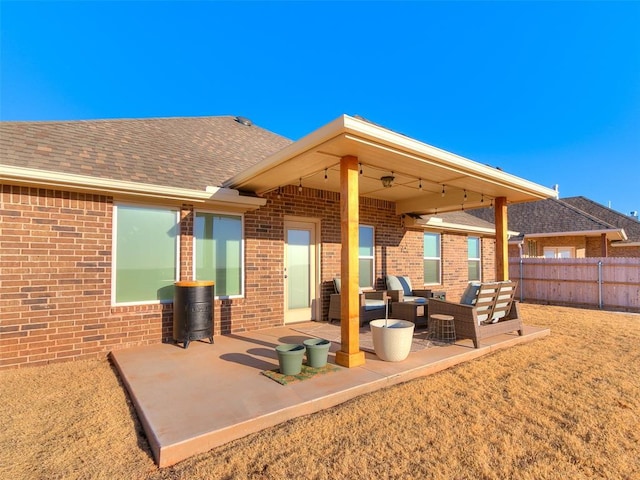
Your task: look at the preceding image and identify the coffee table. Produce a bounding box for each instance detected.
[391,300,428,327]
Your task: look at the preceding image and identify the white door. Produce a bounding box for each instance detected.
[284,221,317,323]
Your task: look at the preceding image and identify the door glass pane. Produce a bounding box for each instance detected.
[287,229,310,309]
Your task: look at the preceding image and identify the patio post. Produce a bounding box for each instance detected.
[495,196,509,281]
[335,155,366,368]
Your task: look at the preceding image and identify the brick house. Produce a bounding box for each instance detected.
[0,114,556,369]
[468,197,640,258]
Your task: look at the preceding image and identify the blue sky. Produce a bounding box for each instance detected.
[2,1,639,216]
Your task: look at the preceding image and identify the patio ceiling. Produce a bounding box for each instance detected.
[225,115,558,214]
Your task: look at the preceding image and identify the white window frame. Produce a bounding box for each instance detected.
[468,236,482,282]
[543,246,575,259]
[359,225,375,290]
[423,232,442,285]
[112,203,180,306]
[193,210,245,299]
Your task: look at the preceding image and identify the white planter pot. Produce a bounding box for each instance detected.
[370,319,415,362]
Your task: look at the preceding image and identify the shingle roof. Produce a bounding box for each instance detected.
[466,198,619,235]
[0,116,292,190]
[562,196,640,243]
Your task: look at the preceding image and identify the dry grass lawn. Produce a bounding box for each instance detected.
[1,304,639,479]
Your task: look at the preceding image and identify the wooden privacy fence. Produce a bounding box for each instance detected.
[509,258,640,312]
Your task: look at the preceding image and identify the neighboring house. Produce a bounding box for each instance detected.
[467,197,640,258]
[0,114,556,368]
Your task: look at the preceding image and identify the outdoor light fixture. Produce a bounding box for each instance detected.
[381,175,395,188]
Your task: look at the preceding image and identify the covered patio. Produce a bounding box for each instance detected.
[111,322,549,467]
[225,115,557,368]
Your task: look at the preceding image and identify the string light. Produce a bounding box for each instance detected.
[324,168,328,182]
[464,190,468,201]
[359,163,363,175]
[481,193,485,204]
[419,179,423,191]
[441,185,446,197]
[298,178,303,192]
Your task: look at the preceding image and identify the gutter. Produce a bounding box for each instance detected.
[0,165,266,211]
[522,229,627,241]
[405,215,519,236]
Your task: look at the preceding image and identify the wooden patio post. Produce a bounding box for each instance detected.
[495,196,509,281]
[335,155,366,368]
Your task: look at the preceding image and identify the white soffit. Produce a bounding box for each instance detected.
[224,114,558,215]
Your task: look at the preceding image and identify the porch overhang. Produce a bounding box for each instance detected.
[225,114,558,214]
[225,114,557,369]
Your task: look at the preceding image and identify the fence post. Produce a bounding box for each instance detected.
[598,260,603,309]
[519,258,524,302]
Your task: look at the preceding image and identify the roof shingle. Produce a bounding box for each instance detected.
[0,116,292,190]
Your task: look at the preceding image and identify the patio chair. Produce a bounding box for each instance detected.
[428,281,523,348]
[328,278,389,327]
[385,274,433,303]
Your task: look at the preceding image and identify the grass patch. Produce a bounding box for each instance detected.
[1,304,639,479]
[262,363,342,385]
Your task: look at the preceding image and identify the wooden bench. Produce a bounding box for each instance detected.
[428,281,523,348]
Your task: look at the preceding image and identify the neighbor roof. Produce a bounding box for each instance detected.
[466,198,629,242]
[0,116,292,191]
[562,196,640,244]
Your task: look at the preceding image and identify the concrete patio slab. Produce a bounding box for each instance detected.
[110,322,549,467]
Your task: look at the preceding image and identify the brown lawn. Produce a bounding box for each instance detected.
[1,304,639,479]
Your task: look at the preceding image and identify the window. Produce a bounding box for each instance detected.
[194,212,243,297]
[543,247,574,259]
[468,237,481,281]
[359,225,375,289]
[113,205,179,304]
[423,233,441,284]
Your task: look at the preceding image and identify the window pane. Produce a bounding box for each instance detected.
[468,261,481,281]
[359,258,373,289]
[424,233,440,257]
[359,226,374,257]
[195,213,242,296]
[286,229,311,309]
[424,259,440,284]
[115,206,177,303]
[468,237,480,259]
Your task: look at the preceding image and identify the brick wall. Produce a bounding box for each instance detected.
[1,183,497,369]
